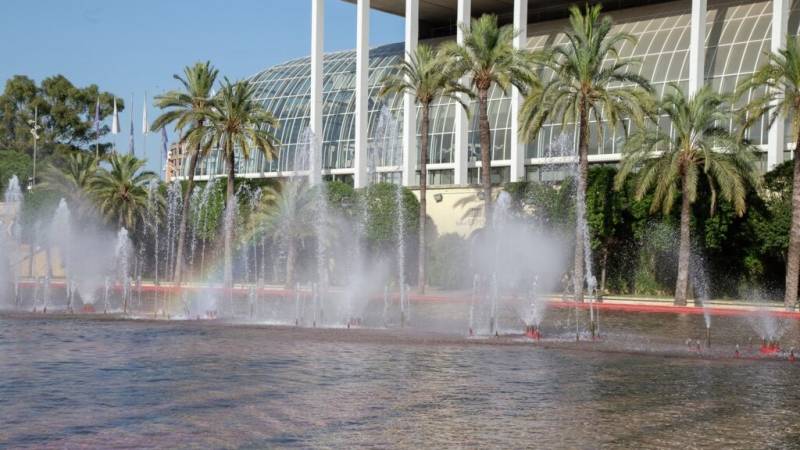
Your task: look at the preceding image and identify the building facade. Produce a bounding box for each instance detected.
[187,0,795,188]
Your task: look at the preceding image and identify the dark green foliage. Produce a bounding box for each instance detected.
[0,75,120,157]
[362,182,420,253]
[0,150,32,191]
[17,187,61,243]
[428,233,471,289]
[326,180,358,219]
[505,179,576,230]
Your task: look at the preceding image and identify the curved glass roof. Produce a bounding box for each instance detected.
[196,0,795,181]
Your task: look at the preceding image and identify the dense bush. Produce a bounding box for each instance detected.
[504,163,794,300]
[0,150,32,192]
[427,233,471,289]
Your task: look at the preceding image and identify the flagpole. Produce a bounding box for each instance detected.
[95,97,100,158]
[142,91,148,161]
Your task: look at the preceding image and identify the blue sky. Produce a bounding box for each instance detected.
[0,0,404,174]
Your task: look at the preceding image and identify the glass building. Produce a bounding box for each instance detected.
[192,0,796,186]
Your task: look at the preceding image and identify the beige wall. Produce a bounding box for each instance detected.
[409,186,505,238]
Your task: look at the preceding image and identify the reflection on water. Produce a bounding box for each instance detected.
[1,313,799,449]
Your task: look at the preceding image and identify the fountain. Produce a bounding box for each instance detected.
[115,228,132,313]
[1,175,23,308]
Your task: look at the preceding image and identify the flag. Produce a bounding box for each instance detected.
[94,97,100,137]
[128,95,135,155]
[111,98,120,134]
[141,93,149,135]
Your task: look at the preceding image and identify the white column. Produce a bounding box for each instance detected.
[353,0,370,188]
[402,0,419,186]
[310,0,324,184]
[453,0,471,185]
[688,0,706,96]
[768,0,789,169]
[510,0,528,182]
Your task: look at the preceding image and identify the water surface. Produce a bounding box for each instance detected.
[1,314,799,448]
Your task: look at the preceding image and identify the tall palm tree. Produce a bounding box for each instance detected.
[615,84,760,306]
[89,154,159,230]
[442,14,536,222]
[40,151,98,223]
[380,44,470,293]
[184,78,279,294]
[520,4,653,302]
[151,61,218,285]
[738,36,800,310]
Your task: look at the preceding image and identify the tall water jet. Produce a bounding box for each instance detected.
[191,177,218,276]
[222,191,238,312]
[372,107,406,326]
[146,180,162,310]
[2,175,23,308]
[50,199,72,308]
[115,228,132,313]
[165,180,183,282]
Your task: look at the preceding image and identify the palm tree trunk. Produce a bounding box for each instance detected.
[223,146,235,300]
[173,147,201,285]
[286,237,296,288]
[418,103,430,294]
[573,97,590,303]
[478,87,493,223]
[675,173,692,306]
[783,132,800,310]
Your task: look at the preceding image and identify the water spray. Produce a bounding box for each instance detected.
[706,325,711,348]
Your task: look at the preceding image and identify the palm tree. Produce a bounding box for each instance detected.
[184,78,279,294]
[520,4,653,302]
[252,181,316,288]
[89,153,159,230]
[40,151,98,223]
[738,36,800,310]
[615,84,760,306]
[151,61,218,286]
[380,44,470,293]
[442,14,536,222]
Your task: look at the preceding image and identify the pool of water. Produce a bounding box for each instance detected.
[1,311,799,448]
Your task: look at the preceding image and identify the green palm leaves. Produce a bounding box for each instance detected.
[520,4,652,144]
[183,78,280,185]
[617,84,759,216]
[380,43,470,108]
[151,61,219,137]
[738,35,800,309]
[89,154,159,230]
[442,14,536,221]
[442,15,537,95]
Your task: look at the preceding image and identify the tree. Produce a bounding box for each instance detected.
[738,36,800,309]
[615,84,760,305]
[586,166,628,296]
[0,75,119,159]
[380,44,470,293]
[442,14,536,223]
[39,151,98,224]
[89,154,159,230]
[256,181,315,287]
[151,61,219,286]
[520,4,652,302]
[185,78,279,295]
[0,150,32,191]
